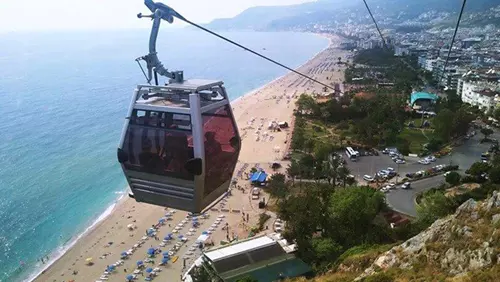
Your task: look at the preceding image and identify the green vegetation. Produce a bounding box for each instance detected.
[277,185,397,271]
[445,171,461,186]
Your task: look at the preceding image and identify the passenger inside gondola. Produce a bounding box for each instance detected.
[138,138,163,172]
[202,105,239,196]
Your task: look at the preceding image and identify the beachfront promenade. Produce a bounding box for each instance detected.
[33,34,349,282]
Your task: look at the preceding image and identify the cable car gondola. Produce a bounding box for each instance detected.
[117,1,240,213]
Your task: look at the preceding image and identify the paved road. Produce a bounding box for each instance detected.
[385,175,445,217]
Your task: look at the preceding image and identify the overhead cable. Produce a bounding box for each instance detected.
[439,0,468,85]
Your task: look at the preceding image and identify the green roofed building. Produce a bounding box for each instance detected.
[184,234,312,282]
[410,92,438,109]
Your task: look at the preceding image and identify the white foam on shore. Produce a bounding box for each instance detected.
[25,194,124,282]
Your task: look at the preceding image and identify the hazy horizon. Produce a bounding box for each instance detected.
[0,0,315,32]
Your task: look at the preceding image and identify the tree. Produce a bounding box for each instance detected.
[337,166,352,188]
[267,173,288,200]
[311,237,343,268]
[417,190,456,225]
[433,109,454,141]
[278,185,325,260]
[426,138,443,152]
[466,162,491,176]
[396,139,410,156]
[445,171,461,186]
[493,108,500,121]
[236,276,258,282]
[296,94,319,116]
[286,160,300,183]
[488,166,500,184]
[481,127,494,139]
[327,187,386,246]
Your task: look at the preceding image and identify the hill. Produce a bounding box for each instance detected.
[290,191,500,281]
[204,0,500,31]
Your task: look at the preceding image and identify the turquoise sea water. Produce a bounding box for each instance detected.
[0,29,328,281]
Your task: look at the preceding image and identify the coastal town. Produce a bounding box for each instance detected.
[30,1,500,282]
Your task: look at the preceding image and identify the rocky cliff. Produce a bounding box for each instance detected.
[356,191,500,281]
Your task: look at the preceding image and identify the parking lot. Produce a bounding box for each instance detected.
[347,131,496,185]
[344,129,500,216]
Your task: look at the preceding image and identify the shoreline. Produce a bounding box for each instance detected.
[31,33,349,282]
[25,194,127,282]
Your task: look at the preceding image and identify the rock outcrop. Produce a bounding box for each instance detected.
[356,191,500,280]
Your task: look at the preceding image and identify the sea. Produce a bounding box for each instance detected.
[0,29,328,281]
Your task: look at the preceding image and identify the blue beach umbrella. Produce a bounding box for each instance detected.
[161,257,169,264]
[192,217,198,221]
[163,251,170,258]
[107,265,115,272]
[121,251,128,257]
[202,231,208,235]
[137,260,144,266]
[147,248,155,255]
[126,274,134,281]
[163,235,171,241]
[178,235,184,239]
[159,218,165,224]
[146,267,153,273]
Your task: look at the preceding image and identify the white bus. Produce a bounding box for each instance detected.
[345,147,359,161]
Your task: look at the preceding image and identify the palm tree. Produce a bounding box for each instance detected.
[337,166,351,188]
[338,56,342,64]
[286,161,300,185]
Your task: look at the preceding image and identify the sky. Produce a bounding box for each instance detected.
[0,0,315,32]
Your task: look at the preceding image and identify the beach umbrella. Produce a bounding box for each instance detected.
[159,218,165,224]
[192,216,198,221]
[202,231,208,235]
[121,251,128,257]
[147,248,155,255]
[163,235,171,241]
[107,265,115,272]
[163,251,170,258]
[126,274,134,281]
[137,260,144,266]
[146,267,153,273]
[178,235,184,239]
[161,257,169,264]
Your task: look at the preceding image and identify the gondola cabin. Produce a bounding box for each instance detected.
[117,80,241,213]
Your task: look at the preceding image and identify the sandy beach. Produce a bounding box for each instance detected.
[33,34,349,282]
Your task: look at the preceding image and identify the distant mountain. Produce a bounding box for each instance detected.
[205,0,356,31]
[204,0,500,31]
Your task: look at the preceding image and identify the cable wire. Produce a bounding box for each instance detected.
[175,18,336,91]
[361,0,425,83]
[439,0,467,86]
[362,0,388,50]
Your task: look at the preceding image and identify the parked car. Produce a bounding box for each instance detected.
[386,183,396,190]
[363,175,375,182]
[401,182,411,189]
[418,159,430,165]
[387,167,395,172]
[395,159,405,164]
[425,156,436,162]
